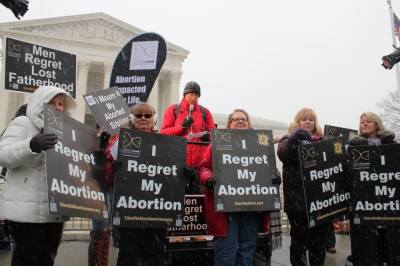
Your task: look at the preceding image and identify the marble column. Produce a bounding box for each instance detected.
[76,60,90,122]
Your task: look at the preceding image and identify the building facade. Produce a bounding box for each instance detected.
[0,12,189,131]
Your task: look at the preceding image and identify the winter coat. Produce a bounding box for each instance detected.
[199,145,270,237]
[160,97,215,168]
[277,133,323,213]
[0,86,76,223]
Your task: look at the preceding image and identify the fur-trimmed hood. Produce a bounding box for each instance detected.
[26,86,77,129]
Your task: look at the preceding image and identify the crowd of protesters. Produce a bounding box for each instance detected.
[0,82,398,266]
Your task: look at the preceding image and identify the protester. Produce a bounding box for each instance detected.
[0,103,28,251]
[347,112,400,265]
[103,102,167,266]
[199,109,275,266]
[0,85,76,266]
[160,81,215,193]
[277,108,329,266]
[87,125,111,266]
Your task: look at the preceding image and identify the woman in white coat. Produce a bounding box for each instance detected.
[0,85,76,266]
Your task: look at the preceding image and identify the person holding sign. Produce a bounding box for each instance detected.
[347,112,399,266]
[199,109,271,266]
[103,102,167,266]
[160,81,215,193]
[277,108,329,266]
[0,85,76,266]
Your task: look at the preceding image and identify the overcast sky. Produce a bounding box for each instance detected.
[0,0,399,130]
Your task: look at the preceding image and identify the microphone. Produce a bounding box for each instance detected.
[189,104,194,117]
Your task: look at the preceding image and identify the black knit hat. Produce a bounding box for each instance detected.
[183,81,201,97]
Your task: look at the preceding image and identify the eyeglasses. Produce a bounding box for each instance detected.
[133,113,153,119]
[231,117,248,122]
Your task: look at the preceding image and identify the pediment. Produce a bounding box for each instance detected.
[0,13,188,55]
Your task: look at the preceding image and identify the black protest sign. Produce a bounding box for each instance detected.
[324,125,358,144]
[84,87,130,134]
[168,195,208,236]
[299,138,350,227]
[112,128,186,228]
[349,144,400,226]
[44,105,107,218]
[3,37,76,97]
[211,129,280,212]
[109,33,167,106]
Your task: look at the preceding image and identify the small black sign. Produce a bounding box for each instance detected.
[44,105,107,218]
[112,128,186,227]
[349,144,400,226]
[109,33,167,106]
[324,125,358,144]
[299,138,350,227]
[211,129,280,212]
[3,37,76,97]
[84,87,131,134]
[167,195,208,236]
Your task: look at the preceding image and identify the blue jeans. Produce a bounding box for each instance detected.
[214,212,261,266]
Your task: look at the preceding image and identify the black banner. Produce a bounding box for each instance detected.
[109,33,167,106]
[112,128,186,227]
[167,195,208,236]
[211,129,280,212]
[44,105,107,218]
[3,37,76,97]
[324,125,358,144]
[84,87,131,134]
[349,144,400,226]
[299,139,350,227]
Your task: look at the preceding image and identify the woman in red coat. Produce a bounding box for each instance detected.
[199,109,270,266]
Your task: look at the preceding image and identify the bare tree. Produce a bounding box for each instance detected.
[379,90,400,138]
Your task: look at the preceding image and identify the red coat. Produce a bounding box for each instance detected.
[160,98,215,168]
[199,145,270,237]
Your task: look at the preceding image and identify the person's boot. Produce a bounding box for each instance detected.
[96,230,111,266]
[88,230,97,266]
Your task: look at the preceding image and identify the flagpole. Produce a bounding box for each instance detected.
[387,0,400,91]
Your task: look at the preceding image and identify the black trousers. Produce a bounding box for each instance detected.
[8,221,63,266]
[326,222,336,248]
[117,227,167,266]
[350,225,400,266]
[287,212,328,266]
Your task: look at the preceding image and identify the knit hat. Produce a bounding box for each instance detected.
[183,81,201,97]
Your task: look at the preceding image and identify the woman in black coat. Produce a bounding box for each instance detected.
[277,108,329,266]
[348,112,400,266]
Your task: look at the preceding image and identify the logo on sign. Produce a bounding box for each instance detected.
[214,130,232,151]
[301,146,317,168]
[333,141,343,154]
[120,131,141,157]
[351,149,370,169]
[85,95,97,106]
[257,133,270,146]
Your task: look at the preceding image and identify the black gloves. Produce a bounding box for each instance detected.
[289,128,311,144]
[380,130,395,144]
[349,135,368,146]
[99,131,111,150]
[272,169,282,185]
[183,166,197,181]
[181,117,194,129]
[30,132,57,153]
[200,132,210,142]
[206,177,216,190]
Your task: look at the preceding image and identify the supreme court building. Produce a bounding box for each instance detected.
[0,12,189,131]
[0,12,288,138]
